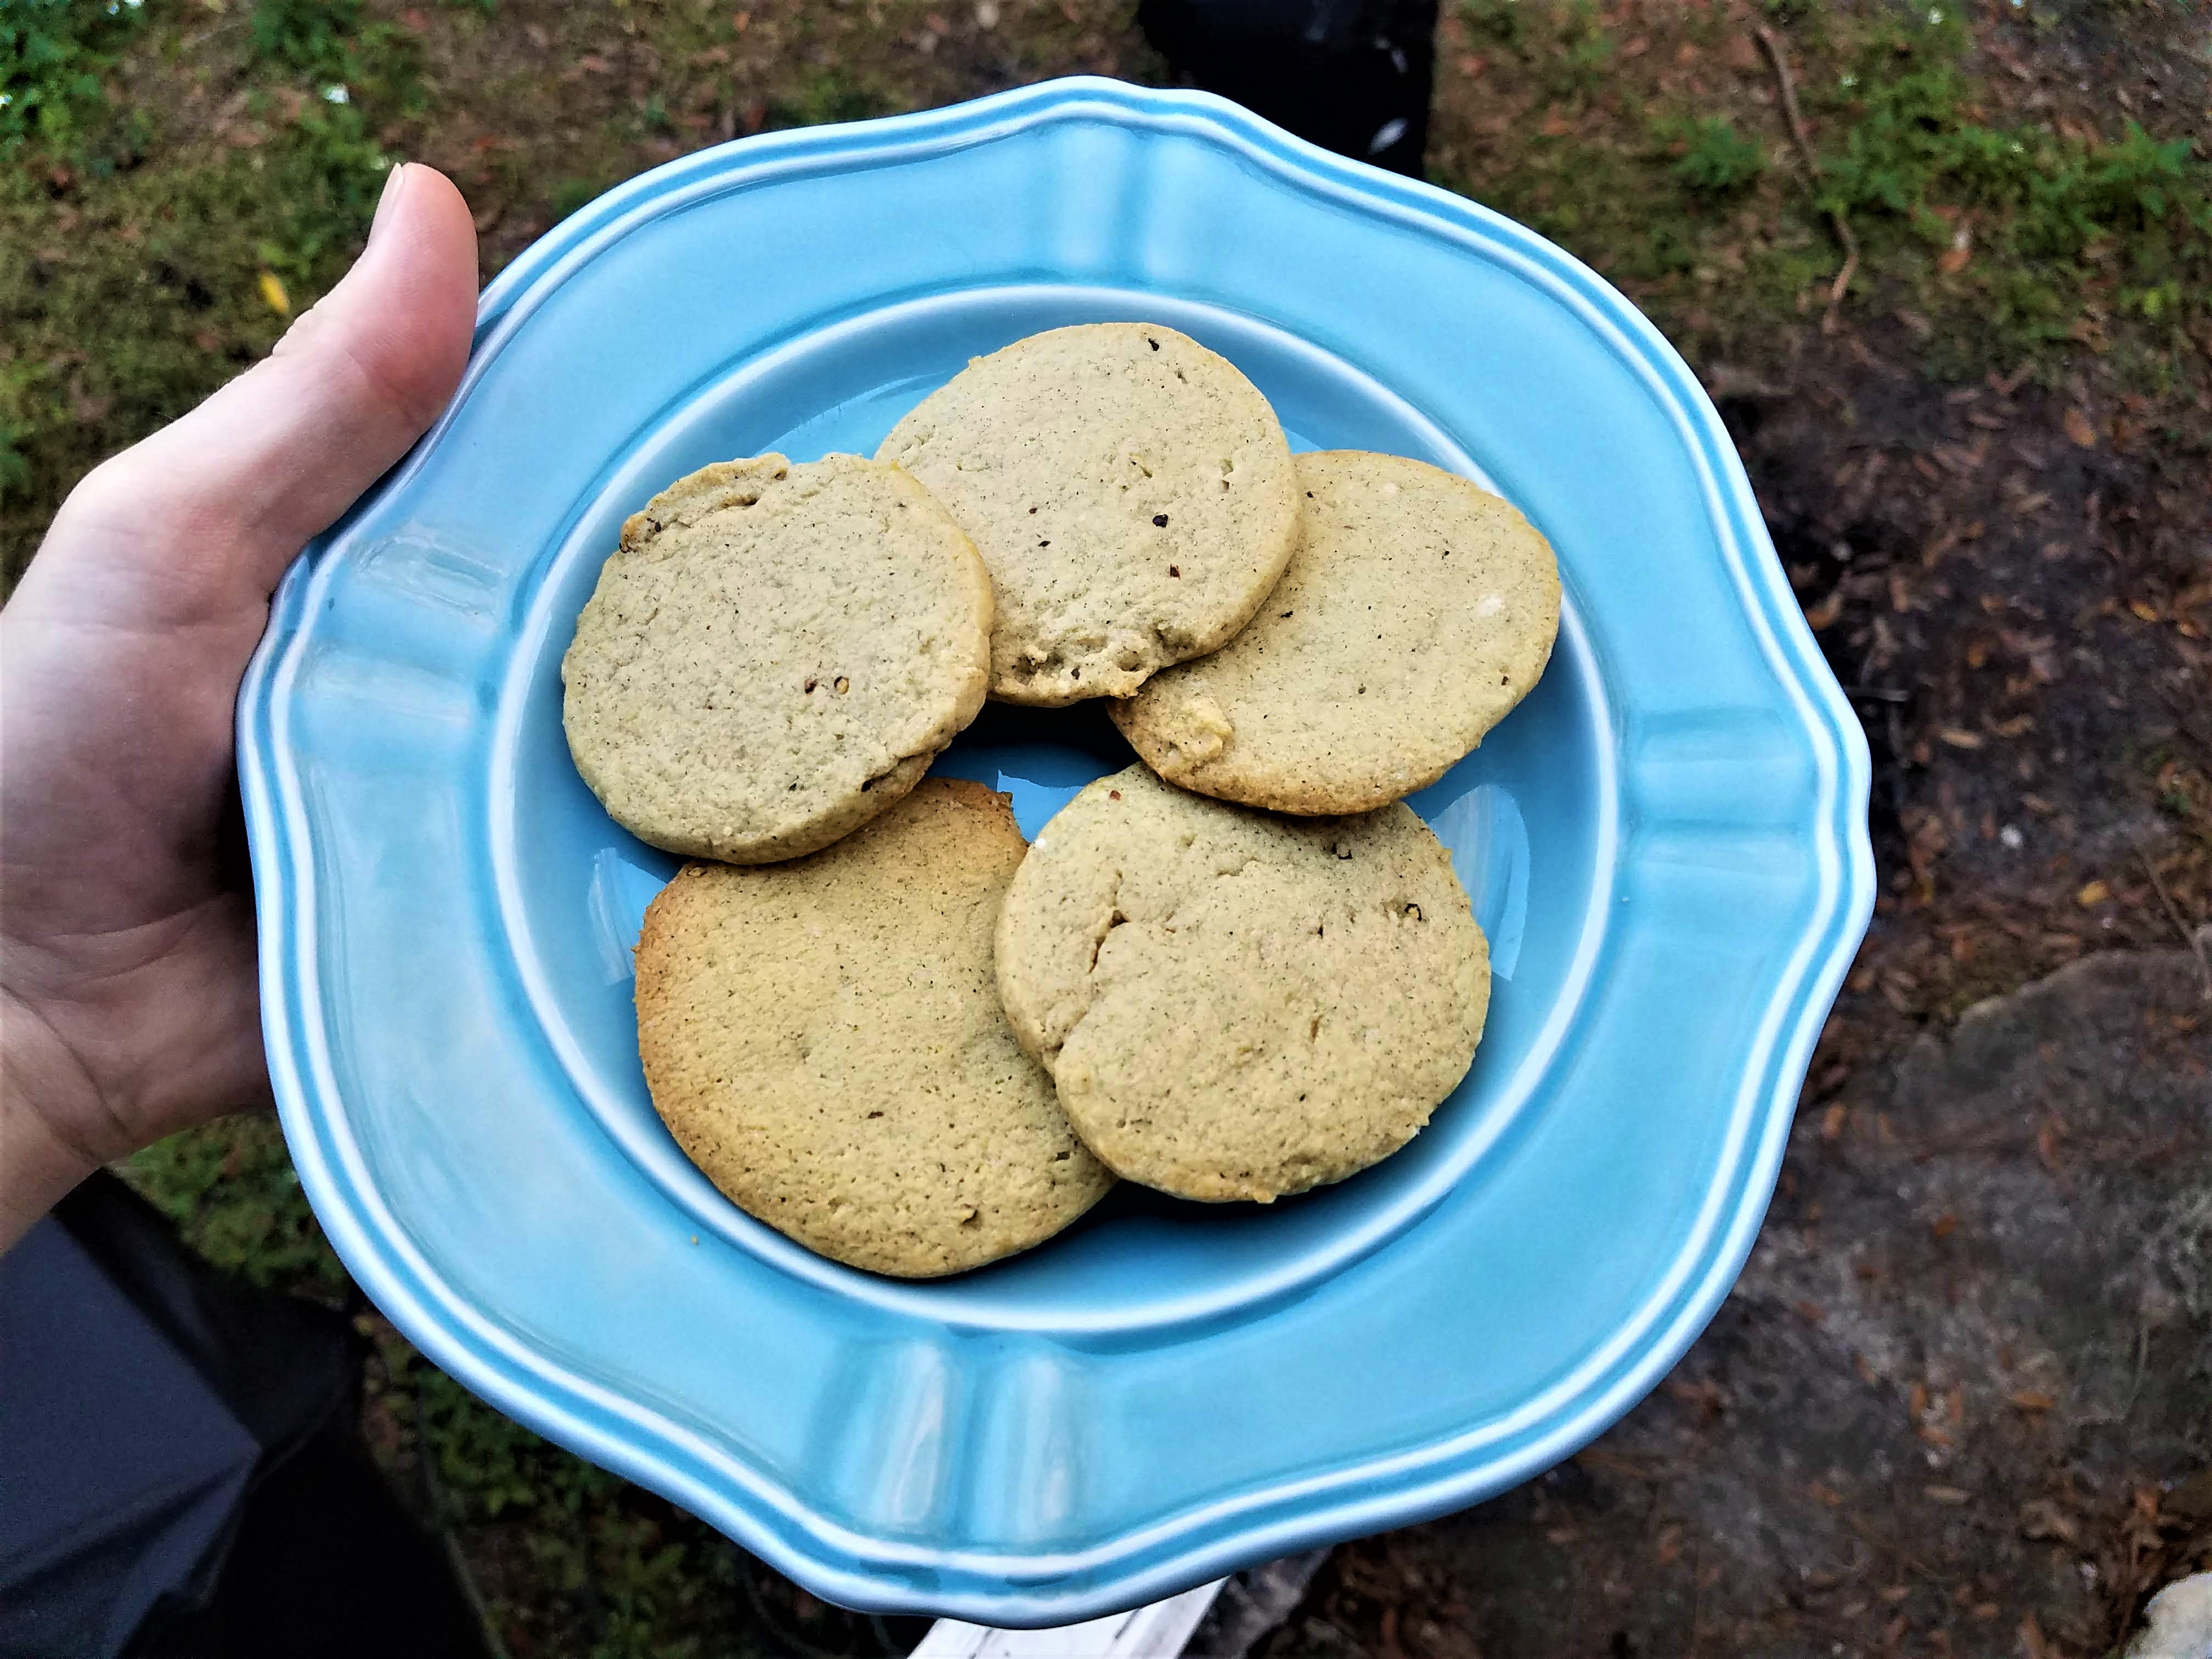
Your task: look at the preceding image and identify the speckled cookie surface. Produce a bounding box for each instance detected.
[876,324,1299,706]
[1110,451,1561,815]
[562,453,991,864]
[995,765,1488,1203]
[635,779,1114,1277]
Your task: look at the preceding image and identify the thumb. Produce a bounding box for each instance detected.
[33,162,478,618]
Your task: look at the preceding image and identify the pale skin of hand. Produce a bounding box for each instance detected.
[0,165,479,1248]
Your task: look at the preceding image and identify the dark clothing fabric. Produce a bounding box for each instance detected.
[1139,0,1441,177]
[0,1172,488,1659]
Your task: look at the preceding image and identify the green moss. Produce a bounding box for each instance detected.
[551,173,618,221]
[1458,0,1613,100]
[1,0,425,588]
[1437,2,2208,378]
[767,67,896,130]
[1453,134,1699,284]
[120,1116,346,1295]
[1805,10,2210,362]
[251,0,368,76]
[2,0,152,165]
[1544,0,1614,100]
[1458,0,1530,49]
[1443,108,1781,300]
[0,133,397,585]
[1662,115,1768,198]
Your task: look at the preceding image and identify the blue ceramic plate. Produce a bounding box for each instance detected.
[238,79,1873,1626]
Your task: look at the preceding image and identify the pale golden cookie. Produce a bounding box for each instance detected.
[995,765,1488,1203]
[562,454,991,864]
[1111,450,1561,814]
[876,324,1298,705]
[635,779,1114,1277]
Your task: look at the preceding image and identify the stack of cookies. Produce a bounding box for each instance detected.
[562,324,1561,1278]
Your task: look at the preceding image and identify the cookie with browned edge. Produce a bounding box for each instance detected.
[636,778,1113,1276]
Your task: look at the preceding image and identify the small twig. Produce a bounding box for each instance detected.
[2137,844,2212,1002]
[1821,231,1859,335]
[1756,25,1820,177]
[1756,24,1860,332]
[733,1553,859,1659]
[2128,1127,2192,1171]
[1576,1447,1661,1481]
[184,15,249,49]
[1884,700,1908,822]
[1846,685,1913,706]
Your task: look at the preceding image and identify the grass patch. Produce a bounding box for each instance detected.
[1663,115,1767,198]
[1463,0,1616,98]
[0,0,421,588]
[1442,2,1788,294]
[1808,8,2210,363]
[3,158,296,583]
[766,66,896,130]
[244,0,421,281]
[124,1113,349,1296]
[1438,0,2210,375]
[2,0,151,166]
[550,173,620,221]
[1460,0,1531,49]
[1544,0,1615,100]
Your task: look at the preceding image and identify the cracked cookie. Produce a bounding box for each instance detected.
[994,764,1488,1202]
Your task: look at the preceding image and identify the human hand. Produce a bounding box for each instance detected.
[1,163,479,1247]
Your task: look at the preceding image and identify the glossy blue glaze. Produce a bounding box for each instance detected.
[237,78,1874,1626]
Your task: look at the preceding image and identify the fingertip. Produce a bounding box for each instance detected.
[366,155,415,249]
[47,163,487,602]
[342,161,480,431]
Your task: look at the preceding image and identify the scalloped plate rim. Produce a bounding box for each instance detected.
[238,75,1875,1626]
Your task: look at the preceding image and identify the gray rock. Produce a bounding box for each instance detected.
[2127,1572,2212,1659]
[1265,935,2212,1657]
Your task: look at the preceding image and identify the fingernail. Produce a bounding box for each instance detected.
[368,161,412,250]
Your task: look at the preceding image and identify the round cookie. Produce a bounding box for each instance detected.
[995,765,1488,1203]
[562,453,991,864]
[635,778,1114,1277]
[876,323,1299,706]
[1110,451,1561,815]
